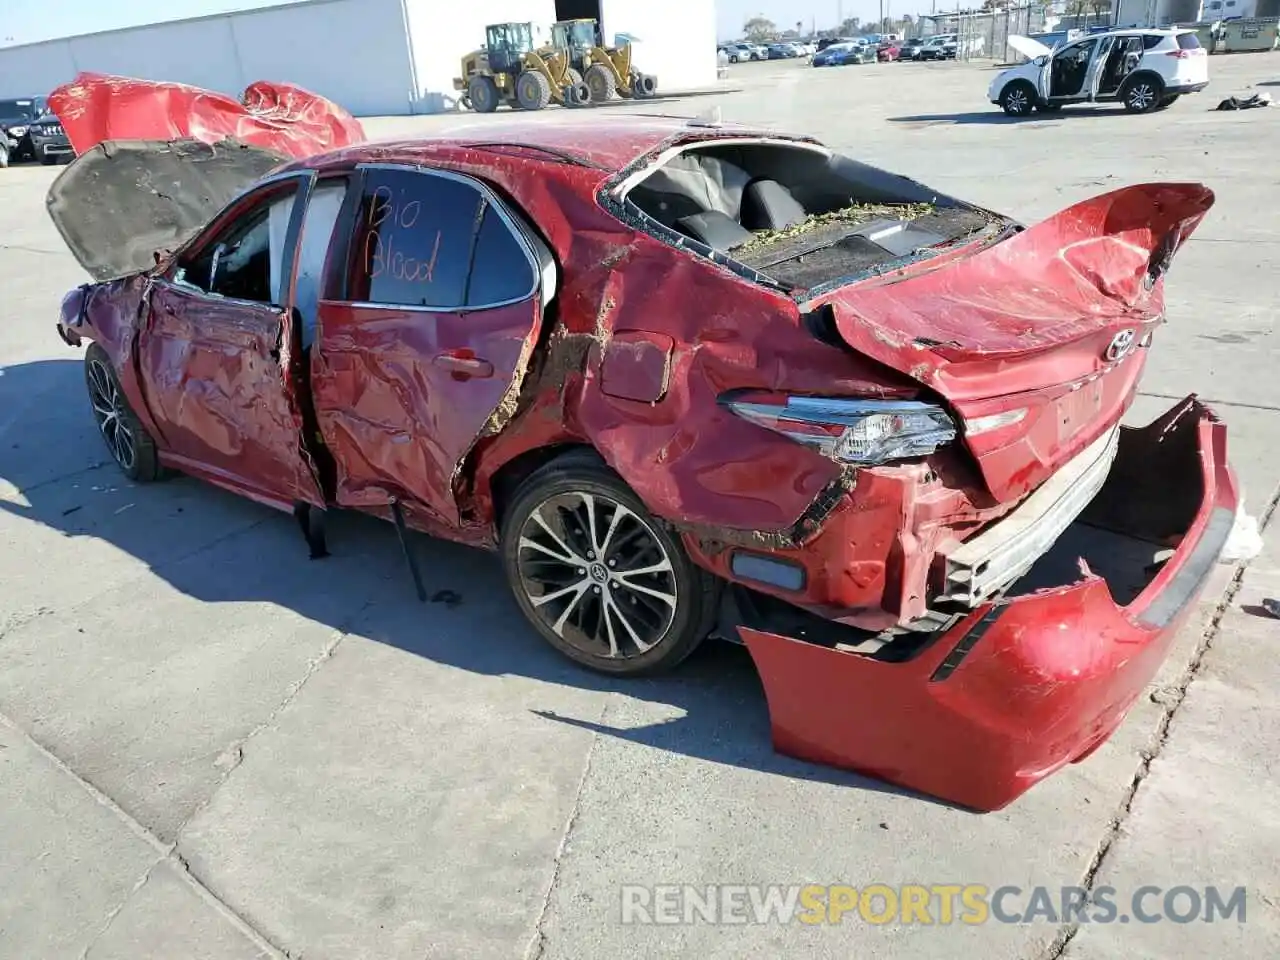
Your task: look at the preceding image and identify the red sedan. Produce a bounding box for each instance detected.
[48,80,1236,811]
[878,42,902,61]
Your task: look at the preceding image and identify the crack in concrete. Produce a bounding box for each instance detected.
[1137,390,1280,413]
[0,604,55,645]
[79,853,165,960]
[0,710,287,959]
[173,601,368,835]
[0,548,376,960]
[524,700,609,960]
[0,459,110,497]
[1042,478,1280,960]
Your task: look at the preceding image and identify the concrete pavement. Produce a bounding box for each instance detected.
[1,53,1278,959]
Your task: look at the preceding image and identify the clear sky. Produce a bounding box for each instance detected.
[1,0,912,47]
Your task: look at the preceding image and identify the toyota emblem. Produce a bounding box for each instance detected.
[1105,329,1137,363]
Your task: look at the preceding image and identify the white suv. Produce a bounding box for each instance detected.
[989,28,1209,115]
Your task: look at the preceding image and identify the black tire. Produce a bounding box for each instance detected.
[1122,74,1163,113]
[467,75,500,114]
[501,452,716,676]
[1000,80,1036,116]
[635,73,658,98]
[84,342,161,482]
[0,142,7,168]
[515,70,552,110]
[584,63,617,103]
[567,68,584,86]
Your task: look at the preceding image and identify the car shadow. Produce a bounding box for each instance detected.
[888,109,1115,125]
[0,357,960,810]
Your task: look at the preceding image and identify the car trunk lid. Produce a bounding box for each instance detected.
[800,182,1214,502]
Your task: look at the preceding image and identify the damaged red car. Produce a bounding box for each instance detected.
[49,115,1237,812]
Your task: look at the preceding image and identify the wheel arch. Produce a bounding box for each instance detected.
[1122,70,1166,94]
[484,441,603,532]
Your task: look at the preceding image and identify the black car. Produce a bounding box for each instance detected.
[0,97,72,166]
[22,113,73,165]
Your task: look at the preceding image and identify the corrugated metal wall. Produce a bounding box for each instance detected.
[0,0,419,117]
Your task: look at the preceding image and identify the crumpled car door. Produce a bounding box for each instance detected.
[139,171,326,509]
[309,164,551,527]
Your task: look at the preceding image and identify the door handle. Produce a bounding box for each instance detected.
[433,350,494,379]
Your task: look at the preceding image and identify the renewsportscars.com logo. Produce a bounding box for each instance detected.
[619,884,1249,926]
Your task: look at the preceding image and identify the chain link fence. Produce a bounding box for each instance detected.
[919,6,1050,63]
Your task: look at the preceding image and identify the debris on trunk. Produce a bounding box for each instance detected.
[733,201,936,254]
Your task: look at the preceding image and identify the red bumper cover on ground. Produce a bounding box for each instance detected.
[740,397,1237,811]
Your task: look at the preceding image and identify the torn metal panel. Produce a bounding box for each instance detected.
[310,299,545,527]
[740,398,1237,811]
[48,73,365,159]
[141,280,326,510]
[47,138,288,281]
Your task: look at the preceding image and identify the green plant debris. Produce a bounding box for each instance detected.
[733,200,936,253]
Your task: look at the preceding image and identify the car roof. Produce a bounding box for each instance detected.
[299,115,805,176]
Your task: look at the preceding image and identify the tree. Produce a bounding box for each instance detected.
[1089,0,1111,19]
[743,16,777,41]
[839,16,862,34]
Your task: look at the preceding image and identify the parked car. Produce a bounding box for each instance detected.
[991,29,1209,115]
[18,111,73,165]
[812,41,876,66]
[898,37,926,59]
[47,71,1237,811]
[917,34,957,60]
[767,43,797,59]
[0,96,46,165]
[878,42,902,61]
[721,42,763,62]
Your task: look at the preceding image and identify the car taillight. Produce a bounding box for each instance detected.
[722,393,957,465]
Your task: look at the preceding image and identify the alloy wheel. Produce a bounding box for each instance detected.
[1128,83,1156,111]
[87,357,137,472]
[1004,87,1030,115]
[516,491,678,661]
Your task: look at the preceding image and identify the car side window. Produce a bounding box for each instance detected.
[468,205,538,306]
[1142,34,1164,49]
[178,185,298,305]
[1059,38,1098,65]
[344,167,535,310]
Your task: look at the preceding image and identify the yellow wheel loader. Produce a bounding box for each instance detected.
[453,22,591,113]
[546,19,659,103]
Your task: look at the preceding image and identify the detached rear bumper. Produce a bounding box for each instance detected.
[738,396,1237,812]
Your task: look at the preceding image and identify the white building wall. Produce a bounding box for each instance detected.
[0,0,419,117]
[406,0,558,112]
[0,0,717,116]
[599,0,717,91]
